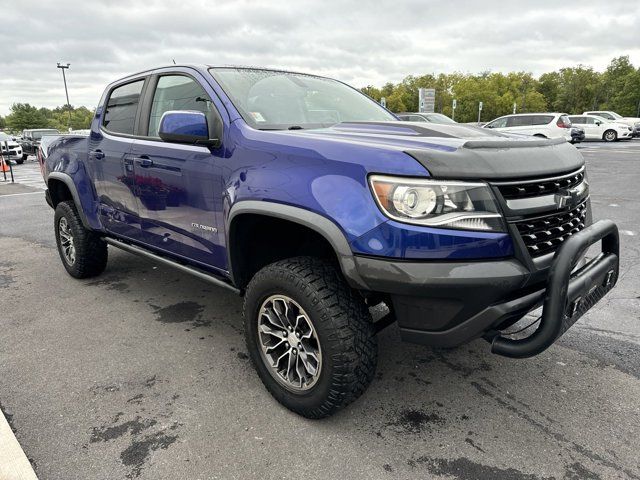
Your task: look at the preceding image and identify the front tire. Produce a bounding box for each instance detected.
[243,257,378,418]
[15,158,24,165]
[603,130,617,142]
[54,201,108,278]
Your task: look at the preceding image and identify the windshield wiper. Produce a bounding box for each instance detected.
[288,126,304,130]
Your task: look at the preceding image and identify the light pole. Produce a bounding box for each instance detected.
[57,63,72,130]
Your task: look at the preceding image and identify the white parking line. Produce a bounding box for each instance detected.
[0,192,43,198]
[620,230,636,236]
[0,410,39,480]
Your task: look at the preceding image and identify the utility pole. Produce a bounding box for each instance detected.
[57,63,72,130]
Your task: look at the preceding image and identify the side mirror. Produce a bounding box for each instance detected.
[158,110,218,146]
[595,120,601,126]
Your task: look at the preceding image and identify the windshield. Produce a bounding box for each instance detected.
[426,113,455,124]
[609,112,623,119]
[0,132,11,141]
[32,129,59,140]
[209,68,396,130]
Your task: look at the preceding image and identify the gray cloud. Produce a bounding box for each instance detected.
[0,0,638,115]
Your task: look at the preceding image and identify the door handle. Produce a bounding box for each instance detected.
[89,150,105,160]
[134,157,154,168]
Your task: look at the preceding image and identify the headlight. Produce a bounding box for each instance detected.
[369,175,506,232]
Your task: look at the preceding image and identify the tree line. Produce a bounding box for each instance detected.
[1,56,639,131]
[361,56,640,122]
[0,104,94,132]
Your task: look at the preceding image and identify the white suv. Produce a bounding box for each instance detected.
[483,113,573,141]
[583,111,640,138]
[568,115,633,142]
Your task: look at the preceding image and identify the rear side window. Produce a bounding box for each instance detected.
[532,115,554,125]
[103,80,145,135]
[507,116,533,127]
[570,116,586,124]
[148,75,217,138]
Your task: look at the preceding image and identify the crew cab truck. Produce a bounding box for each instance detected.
[20,128,60,162]
[42,66,620,418]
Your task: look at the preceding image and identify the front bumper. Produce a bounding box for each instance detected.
[356,220,619,357]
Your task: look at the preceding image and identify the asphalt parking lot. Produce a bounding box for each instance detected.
[1,141,639,480]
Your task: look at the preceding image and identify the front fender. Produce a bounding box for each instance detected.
[226,201,369,289]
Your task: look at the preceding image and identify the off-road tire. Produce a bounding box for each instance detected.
[244,256,378,419]
[54,200,108,278]
[15,158,24,165]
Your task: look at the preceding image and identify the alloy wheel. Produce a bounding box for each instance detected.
[257,295,322,391]
[58,217,76,265]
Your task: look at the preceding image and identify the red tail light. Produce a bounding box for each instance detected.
[557,119,571,128]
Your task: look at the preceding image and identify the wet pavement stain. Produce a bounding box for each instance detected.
[90,416,157,443]
[120,423,180,479]
[414,456,552,480]
[563,462,602,479]
[0,273,14,288]
[152,301,208,327]
[387,408,444,434]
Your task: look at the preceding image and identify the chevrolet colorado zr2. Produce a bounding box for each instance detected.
[41,66,619,418]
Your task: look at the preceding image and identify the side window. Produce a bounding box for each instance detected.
[508,116,532,127]
[103,80,145,135]
[585,117,596,125]
[488,117,507,128]
[532,115,553,125]
[148,75,219,138]
[410,115,427,122]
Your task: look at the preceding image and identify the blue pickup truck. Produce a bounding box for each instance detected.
[42,65,619,418]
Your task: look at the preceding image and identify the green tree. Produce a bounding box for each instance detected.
[5,103,49,131]
[0,115,6,129]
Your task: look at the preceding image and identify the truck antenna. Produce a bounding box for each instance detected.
[172,59,176,65]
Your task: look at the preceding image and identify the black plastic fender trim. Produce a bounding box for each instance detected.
[226,200,370,290]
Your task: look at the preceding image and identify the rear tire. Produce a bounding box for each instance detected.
[54,201,108,278]
[243,256,377,418]
[603,130,617,142]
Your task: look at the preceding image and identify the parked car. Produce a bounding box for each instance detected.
[0,131,24,164]
[42,65,619,418]
[583,111,640,137]
[568,115,633,142]
[570,126,585,144]
[19,128,60,160]
[483,113,573,141]
[397,112,456,123]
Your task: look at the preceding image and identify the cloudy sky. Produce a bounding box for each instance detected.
[1,0,638,115]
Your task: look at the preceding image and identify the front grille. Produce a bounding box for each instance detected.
[498,169,585,200]
[514,201,588,257]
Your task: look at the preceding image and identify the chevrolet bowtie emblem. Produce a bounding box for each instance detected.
[555,181,588,209]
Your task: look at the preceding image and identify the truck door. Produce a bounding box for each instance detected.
[130,73,227,272]
[87,78,147,242]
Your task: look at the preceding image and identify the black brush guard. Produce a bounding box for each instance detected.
[489,219,619,358]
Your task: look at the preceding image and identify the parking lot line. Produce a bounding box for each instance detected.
[0,192,43,198]
[0,410,39,480]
